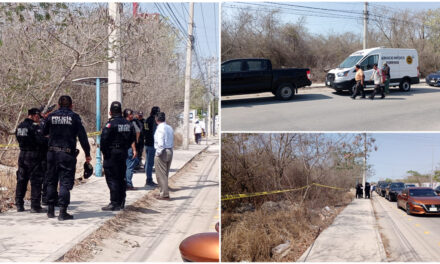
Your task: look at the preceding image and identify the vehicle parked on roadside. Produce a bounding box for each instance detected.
[426,70,440,87]
[397,187,440,215]
[405,183,417,188]
[376,181,386,194]
[385,182,405,201]
[435,186,440,195]
[221,58,312,100]
[378,182,390,197]
[326,47,419,94]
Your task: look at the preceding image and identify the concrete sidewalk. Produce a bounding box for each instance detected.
[298,198,387,262]
[0,141,213,262]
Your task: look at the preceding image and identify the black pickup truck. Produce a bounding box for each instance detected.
[221,58,312,100]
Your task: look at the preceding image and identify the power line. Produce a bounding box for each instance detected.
[225,2,433,31]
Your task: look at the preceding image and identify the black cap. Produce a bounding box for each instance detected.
[110,101,122,114]
[138,111,143,116]
[83,162,93,179]
[123,108,133,118]
[151,106,160,116]
[28,108,42,117]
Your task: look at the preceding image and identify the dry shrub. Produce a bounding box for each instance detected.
[222,207,315,262]
[222,193,354,262]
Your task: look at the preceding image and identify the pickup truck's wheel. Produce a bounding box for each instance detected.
[275,84,295,100]
[399,79,411,91]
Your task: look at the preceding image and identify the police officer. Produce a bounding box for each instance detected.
[144,106,160,187]
[364,182,371,199]
[39,105,57,206]
[134,111,145,171]
[101,102,136,211]
[15,108,47,213]
[43,95,91,220]
[124,109,140,189]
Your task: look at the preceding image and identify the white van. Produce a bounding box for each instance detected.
[326,47,419,93]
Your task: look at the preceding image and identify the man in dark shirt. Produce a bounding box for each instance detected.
[43,95,91,220]
[39,105,57,206]
[144,106,160,187]
[134,111,145,171]
[124,109,140,189]
[15,108,47,213]
[101,101,136,211]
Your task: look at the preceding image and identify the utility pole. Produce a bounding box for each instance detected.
[207,61,212,138]
[183,2,194,150]
[431,147,434,188]
[363,133,367,192]
[108,2,122,115]
[363,2,368,50]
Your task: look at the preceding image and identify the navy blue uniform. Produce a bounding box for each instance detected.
[39,117,54,205]
[43,107,90,207]
[15,118,46,209]
[101,115,135,207]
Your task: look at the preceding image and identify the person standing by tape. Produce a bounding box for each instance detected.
[43,95,91,220]
[15,108,47,213]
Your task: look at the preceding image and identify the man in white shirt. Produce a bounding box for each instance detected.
[154,112,174,200]
[369,63,385,100]
[194,121,204,144]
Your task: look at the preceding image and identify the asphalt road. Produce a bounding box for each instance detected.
[89,143,219,262]
[221,83,440,131]
[372,193,440,261]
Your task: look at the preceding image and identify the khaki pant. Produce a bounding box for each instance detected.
[154,149,173,198]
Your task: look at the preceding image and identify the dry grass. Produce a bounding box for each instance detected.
[221,192,354,262]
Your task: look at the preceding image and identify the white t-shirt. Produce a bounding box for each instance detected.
[194,124,203,134]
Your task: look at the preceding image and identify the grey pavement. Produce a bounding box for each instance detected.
[0,141,212,262]
[298,197,387,262]
[221,82,440,131]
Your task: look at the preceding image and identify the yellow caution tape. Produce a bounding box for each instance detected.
[87,131,101,137]
[311,182,346,190]
[221,183,346,201]
[0,144,19,148]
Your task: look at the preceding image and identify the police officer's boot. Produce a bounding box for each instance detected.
[16,204,25,212]
[47,205,55,218]
[101,203,121,211]
[58,207,74,221]
[30,206,47,213]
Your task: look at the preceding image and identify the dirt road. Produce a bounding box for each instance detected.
[372,194,440,261]
[88,143,219,262]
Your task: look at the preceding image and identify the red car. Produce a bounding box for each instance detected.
[397,187,440,215]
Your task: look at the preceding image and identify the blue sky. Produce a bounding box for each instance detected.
[368,133,440,182]
[137,2,219,60]
[222,2,440,37]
